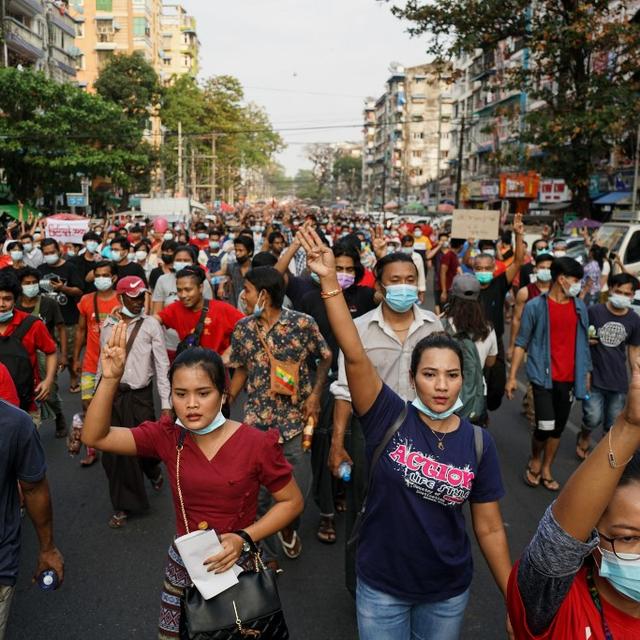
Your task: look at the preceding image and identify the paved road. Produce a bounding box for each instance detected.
[7,337,591,639]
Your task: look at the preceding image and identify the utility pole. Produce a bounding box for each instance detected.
[455,115,465,208]
[210,134,216,205]
[177,121,184,196]
[633,121,640,212]
[1,0,8,68]
[190,144,196,199]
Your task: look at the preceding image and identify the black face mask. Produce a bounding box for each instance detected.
[236,255,249,265]
[161,253,174,264]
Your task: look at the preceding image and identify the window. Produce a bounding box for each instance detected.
[625,231,640,265]
[76,22,84,38]
[96,0,112,11]
[163,57,171,66]
[412,150,423,159]
[76,53,85,71]
[133,17,147,37]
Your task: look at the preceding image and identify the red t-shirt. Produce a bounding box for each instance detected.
[439,250,459,292]
[508,563,640,639]
[359,269,376,289]
[159,299,244,354]
[0,362,19,406]
[132,417,292,536]
[77,292,121,374]
[548,297,577,382]
[190,238,209,251]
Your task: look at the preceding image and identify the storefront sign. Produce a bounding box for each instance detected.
[539,179,571,203]
[499,172,540,199]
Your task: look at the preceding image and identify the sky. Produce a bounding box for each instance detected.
[180,0,430,176]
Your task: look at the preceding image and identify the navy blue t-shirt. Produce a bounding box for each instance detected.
[0,400,47,586]
[357,384,505,602]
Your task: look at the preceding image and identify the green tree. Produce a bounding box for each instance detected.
[0,68,148,207]
[161,75,284,201]
[333,155,363,201]
[387,0,640,214]
[94,52,163,128]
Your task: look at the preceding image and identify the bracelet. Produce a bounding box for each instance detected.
[607,425,634,469]
[320,288,343,300]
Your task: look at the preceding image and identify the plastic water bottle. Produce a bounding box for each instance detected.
[338,462,352,482]
[38,569,59,591]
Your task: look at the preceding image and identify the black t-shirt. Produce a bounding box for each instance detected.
[16,295,64,337]
[519,263,535,290]
[115,261,148,285]
[70,254,98,294]
[300,285,377,371]
[479,272,510,338]
[149,266,163,290]
[286,275,316,311]
[37,260,84,325]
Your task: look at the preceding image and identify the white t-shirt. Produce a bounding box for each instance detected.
[447,320,498,393]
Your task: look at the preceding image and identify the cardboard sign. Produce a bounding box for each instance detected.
[45,217,90,244]
[451,209,500,240]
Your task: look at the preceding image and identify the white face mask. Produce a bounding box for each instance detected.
[43,253,59,265]
[135,250,148,262]
[10,251,23,262]
[609,293,633,309]
[22,243,33,253]
[127,252,135,262]
[111,250,122,262]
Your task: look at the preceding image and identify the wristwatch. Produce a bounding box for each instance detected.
[234,529,252,553]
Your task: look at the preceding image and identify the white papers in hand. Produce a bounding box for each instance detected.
[174,529,239,599]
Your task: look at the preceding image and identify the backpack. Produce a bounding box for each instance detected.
[441,317,486,421]
[0,315,37,411]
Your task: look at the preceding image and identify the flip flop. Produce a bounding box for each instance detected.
[576,434,590,461]
[316,516,337,544]
[523,462,541,488]
[277,530,302,559]
[108,512,127,528]
[541,477,561,492]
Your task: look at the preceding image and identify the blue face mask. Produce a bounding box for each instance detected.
[383,284,419,312]
[121,304,142,319]
[176,409,226,436]
[535,268,552,282]
[412,395,464,420]
[253,293,265,318]
[310,272,320,284]
[475,271,494,285]
[0,308,14,323]
[598,547,640,602]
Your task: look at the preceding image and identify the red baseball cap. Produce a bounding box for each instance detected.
[116,276,149,297]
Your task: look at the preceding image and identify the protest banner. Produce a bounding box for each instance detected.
[45,217,90,244]
[451,209,500,240]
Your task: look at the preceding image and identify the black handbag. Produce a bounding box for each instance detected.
[175,430,289,640]
[176,300,209,355]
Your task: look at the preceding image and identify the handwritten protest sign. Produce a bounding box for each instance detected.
[451,209,500,240]
[45,217,90,244]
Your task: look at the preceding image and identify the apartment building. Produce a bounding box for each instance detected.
[2,0,80,83]
[158,3,198,85]
[362,63,452,208]
[69,0,198,89]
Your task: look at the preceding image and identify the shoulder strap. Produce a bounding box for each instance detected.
[473,424,484,467]
[11,314,37,342]
[256,326,273,358]
[348,405,408,547]
[125,319,144,356]
[191,300,209,346]
[33,296,41,318]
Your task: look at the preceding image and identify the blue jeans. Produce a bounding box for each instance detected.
[582,385,626,433]
[356,578,469,640]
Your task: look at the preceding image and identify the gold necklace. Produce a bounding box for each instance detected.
[428,427,447,450]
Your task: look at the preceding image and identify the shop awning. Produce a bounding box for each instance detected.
[593,191,631,205]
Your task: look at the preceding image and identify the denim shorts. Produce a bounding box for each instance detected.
[582,386,626,433]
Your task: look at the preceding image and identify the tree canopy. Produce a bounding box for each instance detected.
[386,0,640,213]
[0,68,147,206]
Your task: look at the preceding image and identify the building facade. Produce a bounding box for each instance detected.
[69,0,198,90]
[362,63,452,208]
[2,0,80,83]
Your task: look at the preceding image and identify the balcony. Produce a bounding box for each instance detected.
[470,50,496,81]
[4,17,44,61]
[7,0,43,18]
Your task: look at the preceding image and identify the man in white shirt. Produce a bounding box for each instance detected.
[400,234,427,303]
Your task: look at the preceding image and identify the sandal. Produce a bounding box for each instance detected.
[523,461,541,488]
[69,384,81,393]
[576,433,590,461]
[277,530,302,559]
[316,516,337,544]
[541,477,560,492]
[108,511,128,528]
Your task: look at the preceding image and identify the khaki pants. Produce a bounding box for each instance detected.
[0,585,15,640]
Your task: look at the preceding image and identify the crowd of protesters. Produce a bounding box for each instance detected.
[1,202,640,639]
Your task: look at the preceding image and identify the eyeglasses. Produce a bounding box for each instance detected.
[598,532,640,561]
